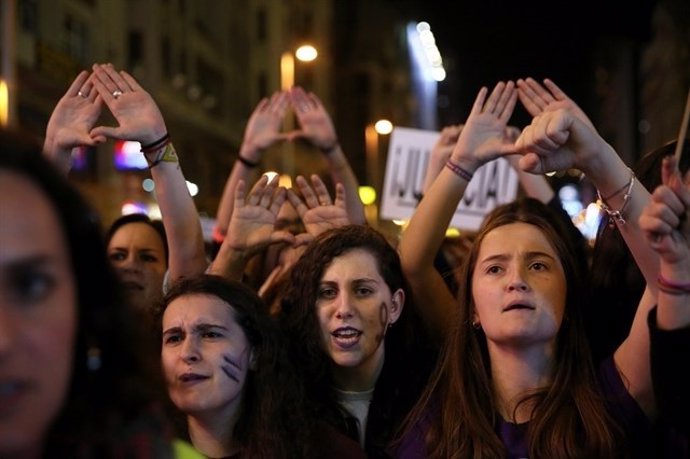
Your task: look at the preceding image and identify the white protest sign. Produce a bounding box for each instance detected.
[380,127,519,231]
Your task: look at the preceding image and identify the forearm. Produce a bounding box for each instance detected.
[400,166,469,275]
[151,157,207,280]
[216,150,260,235]
[207,243,249,281]
[583,145,657,287]
[656,261,690,330]
[323,145,366,225]
[422,153,448,194]
[42,137,73,176]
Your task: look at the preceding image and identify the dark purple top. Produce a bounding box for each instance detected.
[394,358,651,458]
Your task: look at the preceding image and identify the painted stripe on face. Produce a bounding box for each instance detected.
[221,354,242,383]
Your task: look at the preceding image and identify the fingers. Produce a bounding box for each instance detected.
[89,125,120,141]
[295,175,321,208]
[91,64,131,102]
[543,78,567,101]
[246,175,270,206]
[234,179,247,208]
[469,87,489,116]
[334,182,346,207]
[119,71,143,92]
[269,187,287,215]
[286,188,308,217]
[309,174,332,206]
[289,86,314,114]
[483,82,506,113]
[498,83,518,121]
[67,71,90,97]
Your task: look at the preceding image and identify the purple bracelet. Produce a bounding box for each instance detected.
[657,274,690,294]
[445,159,474,182]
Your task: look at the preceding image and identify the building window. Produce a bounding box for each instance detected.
[128,30,143,69]
[258,71,268,99]
[256,8,267,42]
[63,15,90,62]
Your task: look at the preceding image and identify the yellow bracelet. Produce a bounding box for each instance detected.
[146,143,178,169]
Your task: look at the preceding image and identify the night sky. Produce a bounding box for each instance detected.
[393,0,659,127]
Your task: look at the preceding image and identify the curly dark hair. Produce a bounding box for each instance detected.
[279,225,424,432]
[0,129,172,457]
[156,274,318,457]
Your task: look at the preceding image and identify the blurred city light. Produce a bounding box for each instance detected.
[374,119,393,135]
[0,80,8,127]
[295,45,318,62]
[358,185,377,205]
[142,178,155,192]
[186,180,199,197]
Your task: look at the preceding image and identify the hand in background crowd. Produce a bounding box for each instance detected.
[287,86,339,151]
[226,175,296,256]
[240,91,291,162]
[288,174,350,238]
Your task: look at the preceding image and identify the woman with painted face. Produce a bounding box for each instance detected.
[157,274,364,458]
[395,81,661,457]
[279,224,438,457]
[0,129,182,458]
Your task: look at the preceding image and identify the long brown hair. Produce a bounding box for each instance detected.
[402,198,623,458]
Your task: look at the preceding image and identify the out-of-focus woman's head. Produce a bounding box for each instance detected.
[0,129,166,456]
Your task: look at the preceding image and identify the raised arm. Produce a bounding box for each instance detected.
[639,156,690,329]
[90,63,207,283]
[43,70,105,175]
[640,156,690,431]
[214,92,290,242]
[422,125,463,193]
[288,86,366,225]
[399,81,518,336]
[515,93,659,417]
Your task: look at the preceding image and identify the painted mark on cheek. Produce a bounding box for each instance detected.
[221,354,242,383]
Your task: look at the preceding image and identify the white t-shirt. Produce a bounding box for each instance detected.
[335,387,375,447]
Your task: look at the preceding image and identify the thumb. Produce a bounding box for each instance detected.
[90,125,123,140]
[285,130,306,142]
[270,231,296,246]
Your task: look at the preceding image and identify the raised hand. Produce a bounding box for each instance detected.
[517,78,594,129]
[44,70,105,165]
[226,175,295,255]
[89,63,167,144]
[639,156,690,267]
[287,86,338,151]
[450,81,518,173]
[240,91,290,161]
[287,174,350,237]
[514,107,615,175]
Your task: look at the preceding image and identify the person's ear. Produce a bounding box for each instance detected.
[249,350,258,371]
[388,289,405,325]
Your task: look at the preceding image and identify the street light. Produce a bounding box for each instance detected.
[281,44,318,91]
[280,45,318,175]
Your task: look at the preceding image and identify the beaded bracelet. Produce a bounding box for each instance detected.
[657,274,690,295]
[597,168,635,226]
[445,159,474,182]
[237,156,259,168]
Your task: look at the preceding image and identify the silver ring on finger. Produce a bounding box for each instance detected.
[112,90,123,99]
[78,90,88,98]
